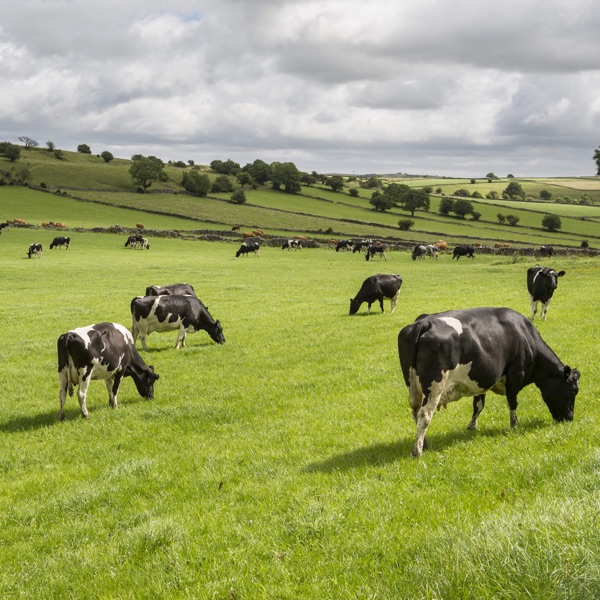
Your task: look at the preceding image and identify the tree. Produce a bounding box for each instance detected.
[363,175,381,189]
[19,136,38,148]
[77,144,92,154]
[270,161,301,193]
[181,170,211,197]
[236,171,254,188]
[486,172,498,180]
[129,156,165,190]
[439,198,454,216]
[369,191,394,212]
[453,189,471,197]
[594,146,600,175]
[397,218,415,231]
[540,189,552,200]
[348,188,359,197]
[101,151,114,163]
[231,189,247,204]
[506,214,520,226]
[327,176,344,192]
[542,214,562,232]
[46,141,55,151]
[243,159,271,185]
[3,143,21,162]
[504,181,525,199]
[399,188,430,216]
[212,175,234,193]
[471,211,481,221]
[453,199,474,219]
[383,183,410,206]
[497,213,506,224]
[210,159,240,175]
[301,172,317,186]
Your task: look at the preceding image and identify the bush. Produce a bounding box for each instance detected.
[231,189,246,204]
[77,144,92,154]
[581,240,589,248]
[398,218,415,231]
[542,214,562,232]
[348,188,359,197]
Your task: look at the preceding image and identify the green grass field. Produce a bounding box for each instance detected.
[1,215,599,598]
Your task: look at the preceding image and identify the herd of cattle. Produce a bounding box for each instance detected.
[28,229,576,458]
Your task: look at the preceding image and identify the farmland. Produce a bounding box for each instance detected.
[1,210,600,598]
[1,149,600,597]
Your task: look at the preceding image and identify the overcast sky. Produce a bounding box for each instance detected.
[2,0,599,177]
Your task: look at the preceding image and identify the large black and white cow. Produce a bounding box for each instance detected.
[57,322,159,420]
[349,274,402,315]
[282,239,302,251]
[125,234,150,249]
[236,241,260,257]
[527,265,565,320]
[452,245,475,260]
[398,307,579,457]
[28,243,43,258]
[365,245,387,261]
[335,240,354,252]
[50,236,70,250]
[145,283,197,298]
[131,295,225,349]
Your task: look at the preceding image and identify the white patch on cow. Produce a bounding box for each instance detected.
[71,325,96,349]
[438,316,463,335]
[113,322,134,345]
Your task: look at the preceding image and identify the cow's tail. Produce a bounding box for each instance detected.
[57,333,74,396]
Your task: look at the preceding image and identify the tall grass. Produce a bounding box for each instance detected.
[0,224,598,598]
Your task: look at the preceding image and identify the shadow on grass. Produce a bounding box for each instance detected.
[305,418,548,473]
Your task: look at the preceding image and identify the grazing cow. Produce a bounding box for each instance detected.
[452,245,475,260]
[131,295,225,350]
[57,322,159,420]
[398,307,580,457]
[412,245,438,260]
[125,234,149,249]
[145,283,197,298]
[352,239,371,253]
[231,224,241,231]
[539,245,554,258]
[349,274,402,315]
[0,222,9,232]
[50,236,70,250]
[282,239,302,251]
[527,265,565,321]
[27,243,43,258]
[236,241,260,257]
[335,240,354,252]
[366,245,386,261]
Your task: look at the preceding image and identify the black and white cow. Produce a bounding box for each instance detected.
[125,234,150,249]
[57,322,159,420]
[539,245,554,258]
[0,222,9,232]
[131,295,225,350]
[349,274,402,315]
[282,239,302,251]
[335,240,354,252]
[28,243,43,258]
[412,244,438,261]
[236,241,260,257]
[145,283,197,298]
[452,245,475,260]
[527,265,565,320]
[352,239,372,253]
[365,245,386,261]
[398,307,579,457]
[50,236,70,250]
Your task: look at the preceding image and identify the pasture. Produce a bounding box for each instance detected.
[1,225,599,598]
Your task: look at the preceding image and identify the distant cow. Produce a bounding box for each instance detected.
[125,234,149,249]
[366,245,386,261]
[398,307,580,457]
[57,322,159,420]
[145,283,197,298]
[131,295,225,350]
[452,245,475,260]
[0,222,9,232]
[539,245,554,258]
[50,236,70,250]
[282,239,302,251]
[412,244,438,261]
[335,240,354,252]
[350,274,402,315]
[236,241,260,257]
[28,243,43,258]
[527,265,565,320]
[352,239,371,253]
[231,225,241,231]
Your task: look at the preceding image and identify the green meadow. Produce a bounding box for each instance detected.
[0,210,599,598]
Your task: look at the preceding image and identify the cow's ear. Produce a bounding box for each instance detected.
[557,271,566,277]
[564,366,579,382]
[563,365,571,379]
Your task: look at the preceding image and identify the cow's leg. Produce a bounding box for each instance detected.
[467,394,486,430]
[410,375,445,457]
[505,379,522,428]
[175,325,186,349]
[541,299,551,320]
[529,296,538,320]
[366,302,372,315]
[106,373,123,408]
[390,291,399,313]
[77,375,91,418]
[378,297,384,313]
[139,329,149,351]
[58,368,69,421]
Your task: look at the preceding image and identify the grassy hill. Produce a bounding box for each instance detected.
[2,146,599,248]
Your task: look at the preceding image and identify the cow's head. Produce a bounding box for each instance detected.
[539,365,579,422]
[349,297,361,315]
[540,268,565,290]
[133,365,160,400]
[208,320,226,344]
